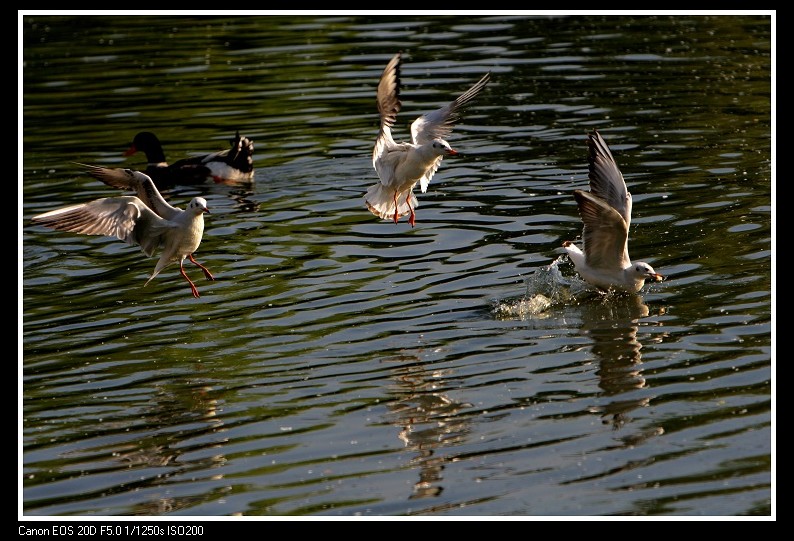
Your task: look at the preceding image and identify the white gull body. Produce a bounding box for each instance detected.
[563,130,663,293]
[365,52,490,226]
[31,165,214,298]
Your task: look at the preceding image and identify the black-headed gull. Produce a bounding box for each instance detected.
[31,166,215,298]
[124,131,254,187]
[365,52,490,226]
[563,130,664,293]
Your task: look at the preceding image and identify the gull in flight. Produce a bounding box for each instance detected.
[31,165,215,298]
[563,130,664,293]
[365,52,490,226]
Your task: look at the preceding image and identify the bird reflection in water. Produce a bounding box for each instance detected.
[494,274,667,446]
[579,293,666,444]
[219,185,260,214]
[382,353,472,499]
[109,378,229,515]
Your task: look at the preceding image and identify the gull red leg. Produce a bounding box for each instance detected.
[407,198,416,227]
[180,261,201,298]
[392,191,400,224]
[189,254,215,281]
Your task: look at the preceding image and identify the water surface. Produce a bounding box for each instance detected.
[21,14,773,517]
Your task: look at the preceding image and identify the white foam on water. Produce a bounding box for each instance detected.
[491,255,606,319]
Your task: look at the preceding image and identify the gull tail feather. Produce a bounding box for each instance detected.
[365,183,418,221]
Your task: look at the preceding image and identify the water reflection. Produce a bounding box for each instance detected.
[382,354,471,500]
[580,294,665,444]
[494,279,667,445]
[25,374,229,516]
[123,379,229,516]
[21,13,772,516]
[211,184,260,214]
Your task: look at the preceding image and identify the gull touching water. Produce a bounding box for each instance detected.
[365,52,490,226]
[31,165,214,298]
[563,130,664,293]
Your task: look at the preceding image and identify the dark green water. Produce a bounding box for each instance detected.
[21,14,772,517]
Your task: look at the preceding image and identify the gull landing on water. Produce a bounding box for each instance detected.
[563,130,664,293]
[31,165,215,298]
[365,52,491,226]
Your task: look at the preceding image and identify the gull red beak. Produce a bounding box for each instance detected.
[651,273,664,282]
[445,148,459,156]
[203,207,210,214]
[123,144,137,157]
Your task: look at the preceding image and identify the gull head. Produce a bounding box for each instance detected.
[630,261,664,285]
[431,139,458,157]
[187,197,210,214]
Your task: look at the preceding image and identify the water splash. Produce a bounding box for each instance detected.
[491,255,596,319]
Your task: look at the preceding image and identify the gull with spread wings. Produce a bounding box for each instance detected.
[31,165,215,298]
[563,130,664,293]
[365,52,490,226]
